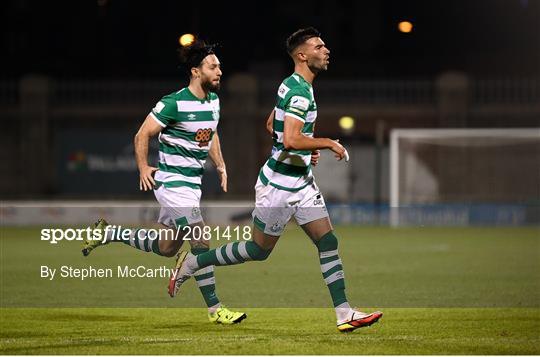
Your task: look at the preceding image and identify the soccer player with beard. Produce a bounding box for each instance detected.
[169,28,382,332]
[82,39,246,324]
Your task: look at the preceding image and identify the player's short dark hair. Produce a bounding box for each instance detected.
[286,27,321,55]
[177,39,217,75]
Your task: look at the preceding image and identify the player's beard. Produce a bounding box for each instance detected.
[202,78,220,92]
[308,57,328,74]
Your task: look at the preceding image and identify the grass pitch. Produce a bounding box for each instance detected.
[1,308,539,354]
[1,225,539,354]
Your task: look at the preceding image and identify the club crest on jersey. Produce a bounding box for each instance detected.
[290,96,309,111]
[270,221,283,233]
[191,207,201,219]
[211,107,219,120]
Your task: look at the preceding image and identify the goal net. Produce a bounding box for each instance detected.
[390,128,540,226]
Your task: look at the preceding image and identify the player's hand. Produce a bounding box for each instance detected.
[311,150,321,166]
[217,166,228,192]
[329,139,346,161]
[139,165,158,191]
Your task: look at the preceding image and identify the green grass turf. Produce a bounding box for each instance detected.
[1,225,539,354]
[1,308,539,354]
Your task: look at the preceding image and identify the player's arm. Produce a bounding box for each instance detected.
[265,109,275,135]
[134,115,162,191]
[282,116,346,160]
[310,122,320,166]
[209,132,227,192]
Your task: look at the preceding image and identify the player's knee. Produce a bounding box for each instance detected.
[159,243,178,257]
[315,231,338,251]
[247,241,272,261]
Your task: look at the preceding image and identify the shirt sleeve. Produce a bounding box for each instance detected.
[149,95,177,127]
[284,90,311,123]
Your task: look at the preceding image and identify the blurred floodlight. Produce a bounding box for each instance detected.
[179,33,195,46]
[339,116,355,133]
[398,21,413,33]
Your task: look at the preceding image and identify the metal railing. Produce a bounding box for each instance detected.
[52,79,179,106]
[473,78,540,104]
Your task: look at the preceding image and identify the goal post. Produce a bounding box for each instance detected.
[390,128,540,226]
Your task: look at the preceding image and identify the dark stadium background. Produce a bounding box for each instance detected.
[1,0,539,211]
[3,0,539,78]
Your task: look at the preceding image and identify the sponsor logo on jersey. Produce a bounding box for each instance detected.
[277,83,290,98]
[313,194,323,206]
[290,96,309,111]
[187,114,197,120]
[195,128,213,147]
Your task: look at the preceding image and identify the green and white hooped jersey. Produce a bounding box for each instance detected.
[149,87,220,192]
[259,73,316,192]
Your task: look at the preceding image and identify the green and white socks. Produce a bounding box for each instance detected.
[191,247,221,311]
[103,227,222,312]
[184,231,354,322]
[192,241,271,268]
[316,231,353,322]
[104,227,163,255]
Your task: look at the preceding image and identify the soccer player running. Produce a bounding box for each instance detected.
[169,28,382,332]
[82,40,246,325]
